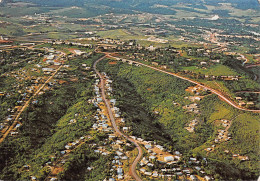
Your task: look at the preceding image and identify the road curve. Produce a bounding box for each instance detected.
[107,54,260,113]
[93,56,143,181]
[245,63,260,68]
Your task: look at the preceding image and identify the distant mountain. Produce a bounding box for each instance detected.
[14,0,85,7]
[16,0,259,9]
[8,0,260,17]
[89,0,260,10]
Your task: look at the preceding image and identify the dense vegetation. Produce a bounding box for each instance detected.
[0,48,43,74]
[0,54,109,180]
[61,141,113,180]
[97,58,259,180]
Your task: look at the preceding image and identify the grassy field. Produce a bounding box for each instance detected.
[0,24,25,36]
[97,29,200,48]
[0,7,49,16]
[24,25,58,34]
[97,29,147,40]
[182,64,239,76]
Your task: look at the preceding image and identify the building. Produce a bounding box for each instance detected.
[117,167,123,175]
[74,50,86,56]
[164,156,174,162]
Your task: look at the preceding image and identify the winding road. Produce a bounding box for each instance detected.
[106,54,260,113]
[94,56,143,181]
[245,63,260,68]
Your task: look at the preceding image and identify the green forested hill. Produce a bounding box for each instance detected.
[97,58,260,180]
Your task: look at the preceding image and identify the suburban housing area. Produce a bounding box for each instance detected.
[0,0,259,181]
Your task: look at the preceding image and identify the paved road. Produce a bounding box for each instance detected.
[93,56,143,181]
[107,54,260,113]
[0,65,63,144]
[245,63,260,68]
[235,91,260,94]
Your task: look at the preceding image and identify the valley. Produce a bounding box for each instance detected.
[0,0,259,181]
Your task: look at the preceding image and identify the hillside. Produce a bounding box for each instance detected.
[0,0,259,180]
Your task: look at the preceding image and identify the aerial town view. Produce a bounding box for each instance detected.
[0,0,259,181]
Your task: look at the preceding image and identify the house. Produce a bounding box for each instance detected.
[176,172,183,176]
[11,132,18,136]
[211,59,220,63]
[195,166,201,171]
[23,165,30,170]
[204,176,211,181]
[122,127,129,132]
[156,145,164,151]
[235,97,242,100]
[117,167,123,175]
[46,54,55,60]
[247,102,254,105]
[42,68,54,72]
[152,62,159,66]
[195,97,201,101]
[116,140,123,144]
[145,145,152,150]
[110,99,116,105]
[118,175,123,180]
[0,124,4,130]
[116,151,123,156]
[140,168,146,173]
[121,156,128,160]
[152,172,159,177]
[174,155,181,160]
[183,169,190,174]
[241,156,249,161]
[94,150,100,153]
[164,156,174,162]
[175,151,181,155]
[69,119,76,124]
[97,98,103,103]
[15,124,21,129]
[147,163,154,167]
[239,102,246,106]
[190,175,197,181]
[149,156,157,160]
[148,45,156,51]
[144,172,152,176]
[190,157,197,161]
[74,50,85,56]
[137,138,144,142]
[102,124,109,128]
[65,145,72,150]
[161,65,168,69]
[109,135,116,140]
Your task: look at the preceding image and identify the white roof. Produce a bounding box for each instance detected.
[164,156,174,162]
